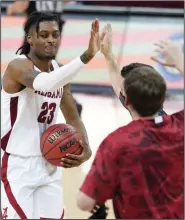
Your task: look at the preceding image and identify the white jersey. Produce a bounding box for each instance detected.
[1,55,64,157]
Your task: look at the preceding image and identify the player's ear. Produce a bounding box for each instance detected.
[27,34,32,46]
[125,95,130,106]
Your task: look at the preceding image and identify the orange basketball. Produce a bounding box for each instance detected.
[40,124,83,167]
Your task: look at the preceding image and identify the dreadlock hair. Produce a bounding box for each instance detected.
[16,11,60,55]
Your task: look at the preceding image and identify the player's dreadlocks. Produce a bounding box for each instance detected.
[16,11,60,55]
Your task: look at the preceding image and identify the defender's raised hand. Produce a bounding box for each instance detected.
[100,24,113,58]
[99,23,121,97]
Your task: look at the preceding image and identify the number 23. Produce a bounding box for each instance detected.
[37,102,56,124]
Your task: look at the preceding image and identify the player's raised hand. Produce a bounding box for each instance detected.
[87,19,100,57]
[80,19,100,64]
[88,19,100,56]
[100,24,113,58]
[151,39,183,68]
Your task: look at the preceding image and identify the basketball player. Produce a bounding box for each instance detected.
[76,25,184,219]
[6,0,83,117]
[1,12,100,219]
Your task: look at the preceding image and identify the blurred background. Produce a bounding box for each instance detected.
[1,1,184,219]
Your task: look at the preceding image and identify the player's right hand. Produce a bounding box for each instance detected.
[61,140,91,168]
[86,19,100,57]
[151,39,183,68]
[100,24,113,58]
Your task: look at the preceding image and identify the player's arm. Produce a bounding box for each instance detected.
[151,39,184,74]
[77,137,118,211]
[100,24,121,97]
[3,55,85,93]
[4,53,88,92]
[7,0,29,15]
[151,40,184,117]
[3,19,100,93]
[60,84,91,168]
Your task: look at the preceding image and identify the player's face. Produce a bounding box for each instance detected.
[31,21,61,60]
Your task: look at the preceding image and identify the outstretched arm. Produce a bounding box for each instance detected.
[100,24,121,97]
[151,39,184,74]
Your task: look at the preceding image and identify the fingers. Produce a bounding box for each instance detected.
[103,24,112,35]
[151,55,167,65]
[151,55,174,67]
[100,31,106,42]
[100,24,113,56]
[91,18,99,33]
[154,39,172,49]
[95,19,99,33]
[151,43,167,64]
[65,153,82,160]
[60,157,81,168]
[91,21,96,39]
[100,26,106,41]
[90,20,98,42]
[100,24,112,42]
[60,141,84,168]
[107,23,112,33]
[152,38,182,69]
[91,20,95,32]
[160,39,174,45]
[100,27,105,52]
[154,47,165,54]
[61,162,79,168]
[154,41,166,49]
[92,20,112,41]
[154,39,174,49]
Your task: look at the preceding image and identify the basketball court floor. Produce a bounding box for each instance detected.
[1,15,184,219]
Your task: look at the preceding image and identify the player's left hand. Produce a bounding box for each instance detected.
[60,141,92,168]
[100,24,113,58]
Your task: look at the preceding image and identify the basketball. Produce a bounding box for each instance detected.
[40,124,83,167]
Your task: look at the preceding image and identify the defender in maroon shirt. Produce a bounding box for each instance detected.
[76,25,184,219]
[80,110,184,219]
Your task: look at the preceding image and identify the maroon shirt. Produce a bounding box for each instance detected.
[80,110,184,219]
